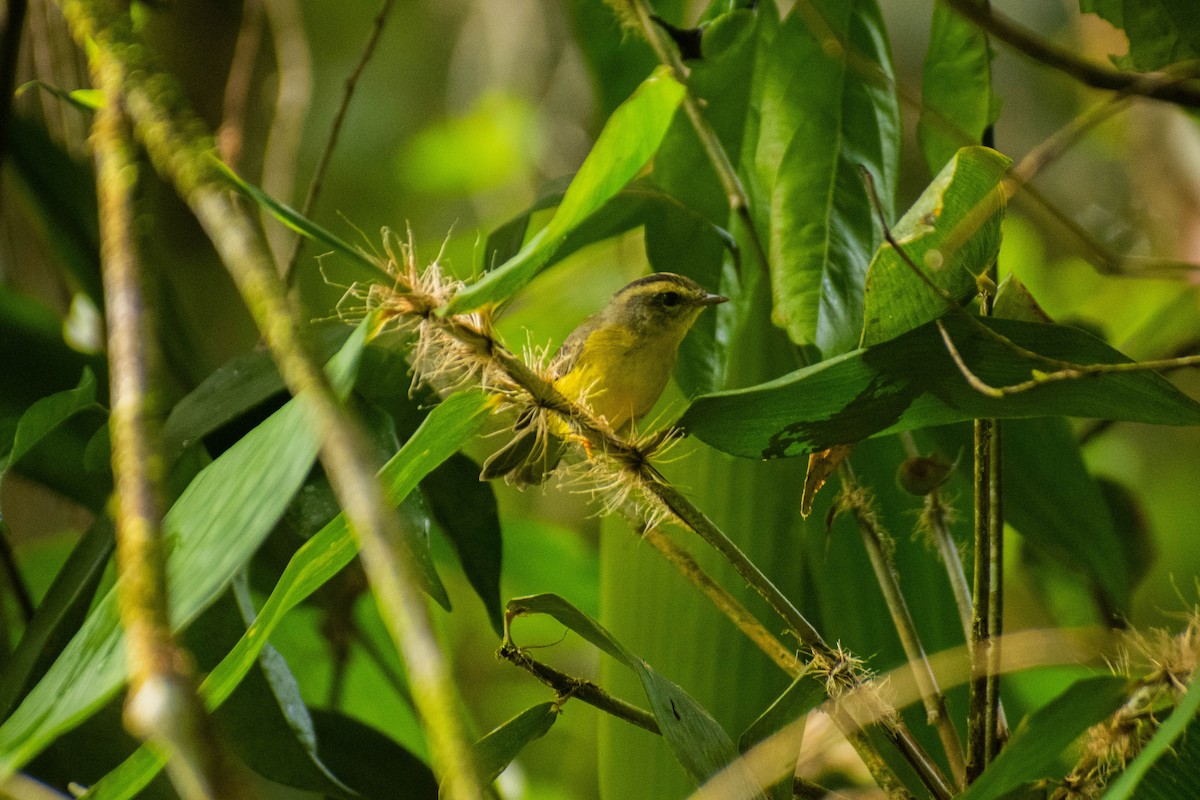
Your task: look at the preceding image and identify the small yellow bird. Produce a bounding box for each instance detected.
[481,272,728,485]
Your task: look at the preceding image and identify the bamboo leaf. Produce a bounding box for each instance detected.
[471,702,559,786]
[79,390,492,800]
[1103,670,1200,799]
[0,321,371,778]
[748,0,900,356]
[446,68,686,314]
[959,675,1129,800]
[506,593,766,796]
[680,315,1200,460]
[861,146,1011,347]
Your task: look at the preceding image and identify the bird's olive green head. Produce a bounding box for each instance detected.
[604,272,727,337]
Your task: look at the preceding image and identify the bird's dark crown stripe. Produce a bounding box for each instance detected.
[614,272,703,298]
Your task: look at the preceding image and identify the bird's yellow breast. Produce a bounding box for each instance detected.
[554,322,686,432]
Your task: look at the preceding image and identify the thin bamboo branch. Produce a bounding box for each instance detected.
[497,641,660,735]
[0,520,34,624]
[836,470,967,790]
[59,4,485,798]
[282,0,396,284]
[93,73,246,800]
[944,0,1200,108]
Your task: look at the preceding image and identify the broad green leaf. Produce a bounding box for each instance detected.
[0,369,104,478]
[1079,0,1200,71]
[81,391,492,800]
[917,1,999,174]
[446,68,686,314]
[213,159,387,284]
[748,0,900,356]
[564,0,673,118]
[861,146,1011,347]
[1103,670,1200,799]
[472,702,559,786]
[960,675,1129,800]
[0,321,370,778]
[507,593,765,796]
[680,315,1200,459]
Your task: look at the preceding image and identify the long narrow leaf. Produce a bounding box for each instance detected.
[82,390,492,800]
[446,68,686,314]
[0,322,370,777]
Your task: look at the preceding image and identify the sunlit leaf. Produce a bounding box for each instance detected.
[680,315,1200,460]
[861,146,1011,347]
[447,68,686,314]
[471,702,559,786]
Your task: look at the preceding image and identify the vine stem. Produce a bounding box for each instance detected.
[93,70,246,799]
[59,3,486,798]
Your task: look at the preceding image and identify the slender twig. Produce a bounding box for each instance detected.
[93,71,245,799]
[497,641,660,734]
[60,5,486,798]
[638,523,803,675]
[282,0,396,284]
[621,0,771,275]
[431,318,951,800]
[835,469,967,790]
[944,0,1200,108]
[216,0,264,168]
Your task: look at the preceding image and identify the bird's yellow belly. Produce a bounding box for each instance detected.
[556,332,679,432]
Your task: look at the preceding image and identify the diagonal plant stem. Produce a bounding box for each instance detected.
[619,0,771,274]
[836,467,967,789]
[92,72,247,800]
[59,4,486,798]
[282,0,396,284]
[943,0,1200,108]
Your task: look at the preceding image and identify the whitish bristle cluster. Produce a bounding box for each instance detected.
[1056,612,1200,799]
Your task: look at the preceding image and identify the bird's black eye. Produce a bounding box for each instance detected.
[659,291,683,307]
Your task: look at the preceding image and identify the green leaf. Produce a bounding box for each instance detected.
[1103,669,1200,799]
[308,709,438,800]
[472,702,559,786]
[0,369,104,477]
[506,593,766,796]
[917,1,999,174]
[861,146,1011,347]
[0,321,370,778]
[446,68,686,314]
[423,453,503,635]
[79,391,492,800]
[748,0,900,356]
[737,671,825,800]
[213,159,387,284]
[960,675,1129,800]
[16,81,104,113]
[680,314,1200,460]
[1079,0,1200,71]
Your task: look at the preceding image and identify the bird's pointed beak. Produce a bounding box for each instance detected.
[699,293,729,306]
